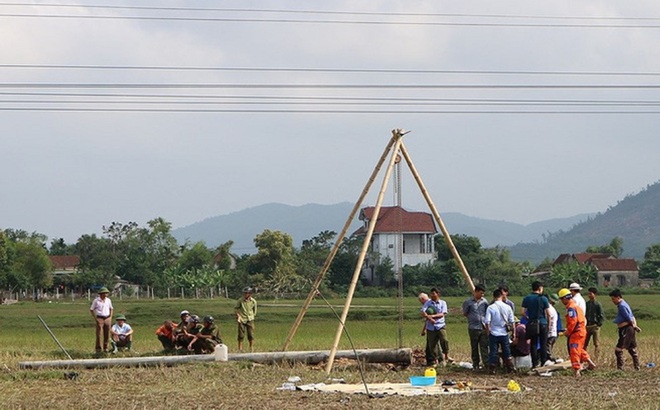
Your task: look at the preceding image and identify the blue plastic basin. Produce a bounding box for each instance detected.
[409,376,436,386]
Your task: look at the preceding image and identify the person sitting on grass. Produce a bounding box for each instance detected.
[155,320,177,352]
[110,314,133,353]
[188,315,223,354]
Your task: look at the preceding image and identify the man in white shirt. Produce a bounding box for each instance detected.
[546,293,560,364]
[485,288,515,373]
[110,314,133,353]
[569,283,586,315]
[89,286,113,353]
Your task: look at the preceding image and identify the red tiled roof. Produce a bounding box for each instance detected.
[592,258,638,272]
[356,206,437,234]
[49,255,80,270]
[574,253,611,264]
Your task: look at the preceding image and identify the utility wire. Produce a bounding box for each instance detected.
[2,3,660,22]
[2,107,659,114]
[5,99,660,107]
[3,91,660,106]
[4,64,660,77]
[3,12,660,28]
[3,83,660,89]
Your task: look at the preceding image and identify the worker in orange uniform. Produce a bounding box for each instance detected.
[558,288,596,376]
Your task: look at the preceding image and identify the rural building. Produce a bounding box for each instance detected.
[353,206,437,284]
[552,252,639,288]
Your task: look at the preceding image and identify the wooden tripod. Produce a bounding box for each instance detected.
[281,129,475,373]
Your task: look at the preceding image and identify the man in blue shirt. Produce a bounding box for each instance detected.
[609,289,641,371]
[421,287,452,366]
[521,281,550,368]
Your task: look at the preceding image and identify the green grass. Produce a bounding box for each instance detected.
[1,295,659,409]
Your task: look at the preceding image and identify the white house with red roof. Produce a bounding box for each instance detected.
[353,206,437,283]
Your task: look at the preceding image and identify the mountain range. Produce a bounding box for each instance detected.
[172,180,660,264]
[171,202,592,257]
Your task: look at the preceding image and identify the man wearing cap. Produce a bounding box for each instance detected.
[188,315,223,354]
[609,288,641,371]
[569,283,586,315]
[585,287,605,360]
[173,310,192,349]
[110,314,133,353]
[89,286,113,353]
[559,288,595,377]
[235,287,257,352]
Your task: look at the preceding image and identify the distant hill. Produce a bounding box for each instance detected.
[172,202,591,255]
[508,180,660,263]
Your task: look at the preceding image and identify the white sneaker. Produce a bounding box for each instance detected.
[555,358,564,363]
[543,360,554,367]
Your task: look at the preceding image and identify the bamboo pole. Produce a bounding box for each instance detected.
[281,135,398,351]
[399,142,475,291]
[325,131,405,374]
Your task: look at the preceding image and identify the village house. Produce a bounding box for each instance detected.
[353,206,437,284]
[553,252,640,288]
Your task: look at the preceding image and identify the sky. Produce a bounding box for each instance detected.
[2,1,660,244]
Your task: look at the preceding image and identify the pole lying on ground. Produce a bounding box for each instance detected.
[37,315,73,360]
[19,348,411,370]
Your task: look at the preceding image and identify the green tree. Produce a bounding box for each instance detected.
[178,242,214,273]
[297,230,336,282]
[547,262,597,289]
[329,236,363,288]
[12,241,53,289]
[586,237,624,258]
[248,230,304,294]
[49,238,75,255]
[639,244,660,279]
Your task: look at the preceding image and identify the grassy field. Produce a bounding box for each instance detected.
[0,295,659,409]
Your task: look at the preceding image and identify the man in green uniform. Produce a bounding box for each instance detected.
[585,287,606,360]
[188,315,223,354]
[235,287,257,352]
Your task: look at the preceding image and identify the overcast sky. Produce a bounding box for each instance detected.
[2,1,660,244]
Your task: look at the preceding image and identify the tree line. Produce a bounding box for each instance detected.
[1,218,659,299]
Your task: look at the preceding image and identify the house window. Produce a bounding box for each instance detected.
[617,275,627,286]
[603,274,611,287]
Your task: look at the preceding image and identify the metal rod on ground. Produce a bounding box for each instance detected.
[37,315,73,360]
[282,134,397,351]
[399,142,475,291]
[325,130,405,374]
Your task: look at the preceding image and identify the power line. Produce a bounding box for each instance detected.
[2,83,660,89]
[4,91,660,105]
[1,107,659,114]
[3,64,660,77]
[2,3,660,22]
[5,91,660,106]
[3,12,660,28]
[4,98,660,107]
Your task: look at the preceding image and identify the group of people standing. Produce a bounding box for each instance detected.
[420,281,642,377]
[89,286,258,355]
